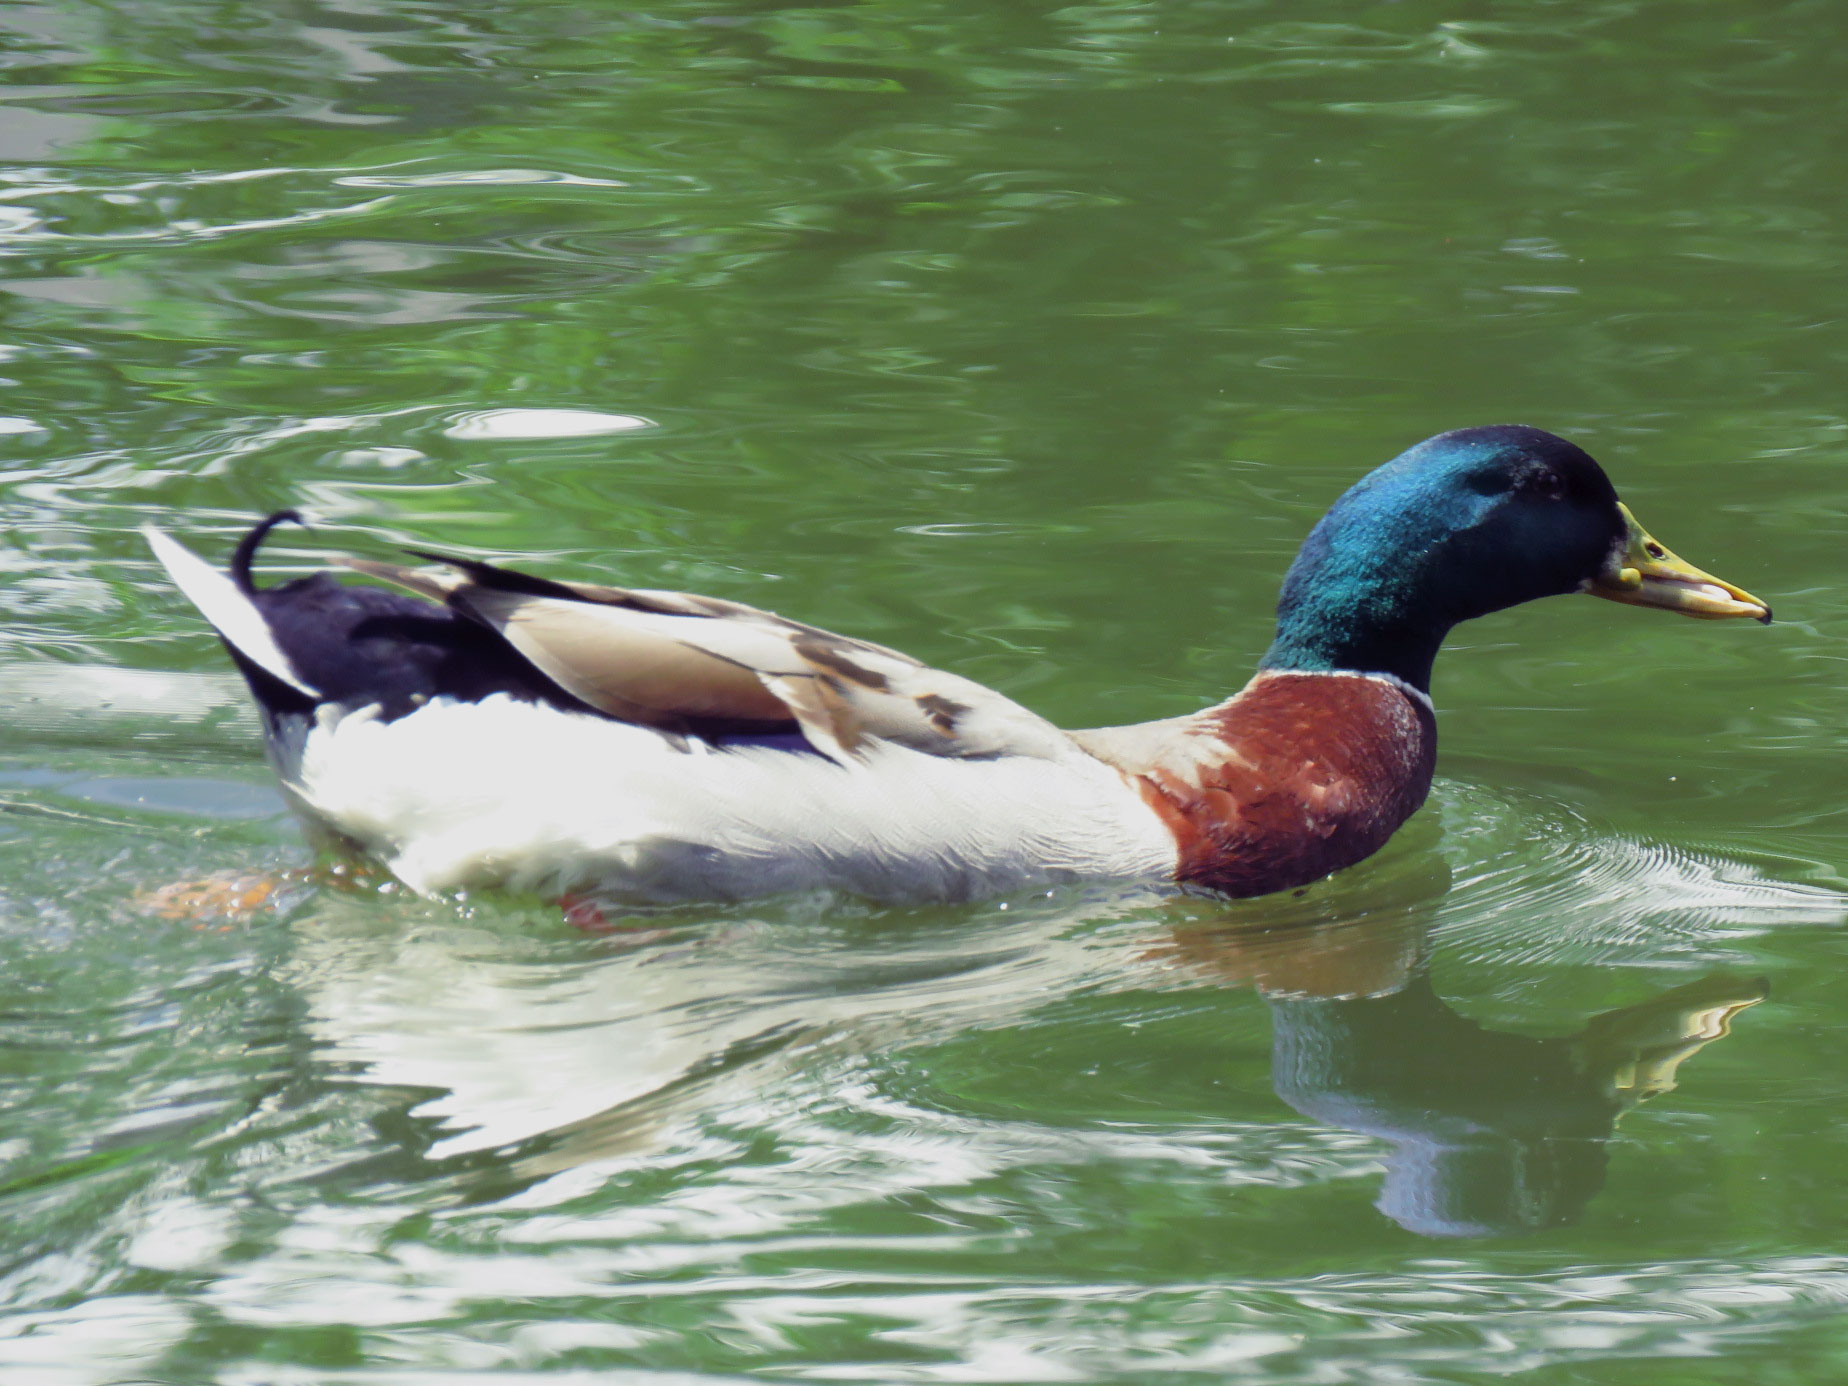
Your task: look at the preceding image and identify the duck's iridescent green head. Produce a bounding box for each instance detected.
[1261,426,1768,693]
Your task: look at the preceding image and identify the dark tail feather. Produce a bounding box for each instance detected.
[230,510,306,595]
[401,546,591,602]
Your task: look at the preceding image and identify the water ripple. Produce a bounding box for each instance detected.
[1424,784,1845,972]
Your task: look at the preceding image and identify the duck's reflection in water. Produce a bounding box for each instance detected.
[1276,971,1760,1237]
[279,884,1165,1170]
[281,856,1768,1236]
[1157,891,1765,1238]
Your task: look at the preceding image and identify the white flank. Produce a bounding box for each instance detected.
[282,695,1178,903]
[143,526,318,697]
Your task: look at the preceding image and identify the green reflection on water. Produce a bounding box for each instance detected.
[3,0,1848,1381]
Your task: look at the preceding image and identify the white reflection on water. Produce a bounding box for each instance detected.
[11,1249,1848,1385]
[336,168,631,190]
[283,887,1159,1160]
[441,408,655,440]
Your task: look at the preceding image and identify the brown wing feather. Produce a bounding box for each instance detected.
[461,591,793,725]
[343,550,1067,763]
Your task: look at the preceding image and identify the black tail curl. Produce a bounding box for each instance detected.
[229,509,306,596]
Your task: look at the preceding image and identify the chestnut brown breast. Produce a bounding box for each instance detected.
[1134,672,1437,898]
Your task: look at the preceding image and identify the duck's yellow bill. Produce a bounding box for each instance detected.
[1586,503,1771,623]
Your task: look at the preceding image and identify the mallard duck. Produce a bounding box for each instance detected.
[146,425,1768,905]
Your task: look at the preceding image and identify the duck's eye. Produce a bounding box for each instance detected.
[1530,472,1565,500]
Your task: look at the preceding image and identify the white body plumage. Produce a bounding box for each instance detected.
[277,695,1176,902]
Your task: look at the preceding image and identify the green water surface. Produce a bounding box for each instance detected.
[4,1,1848,1382]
